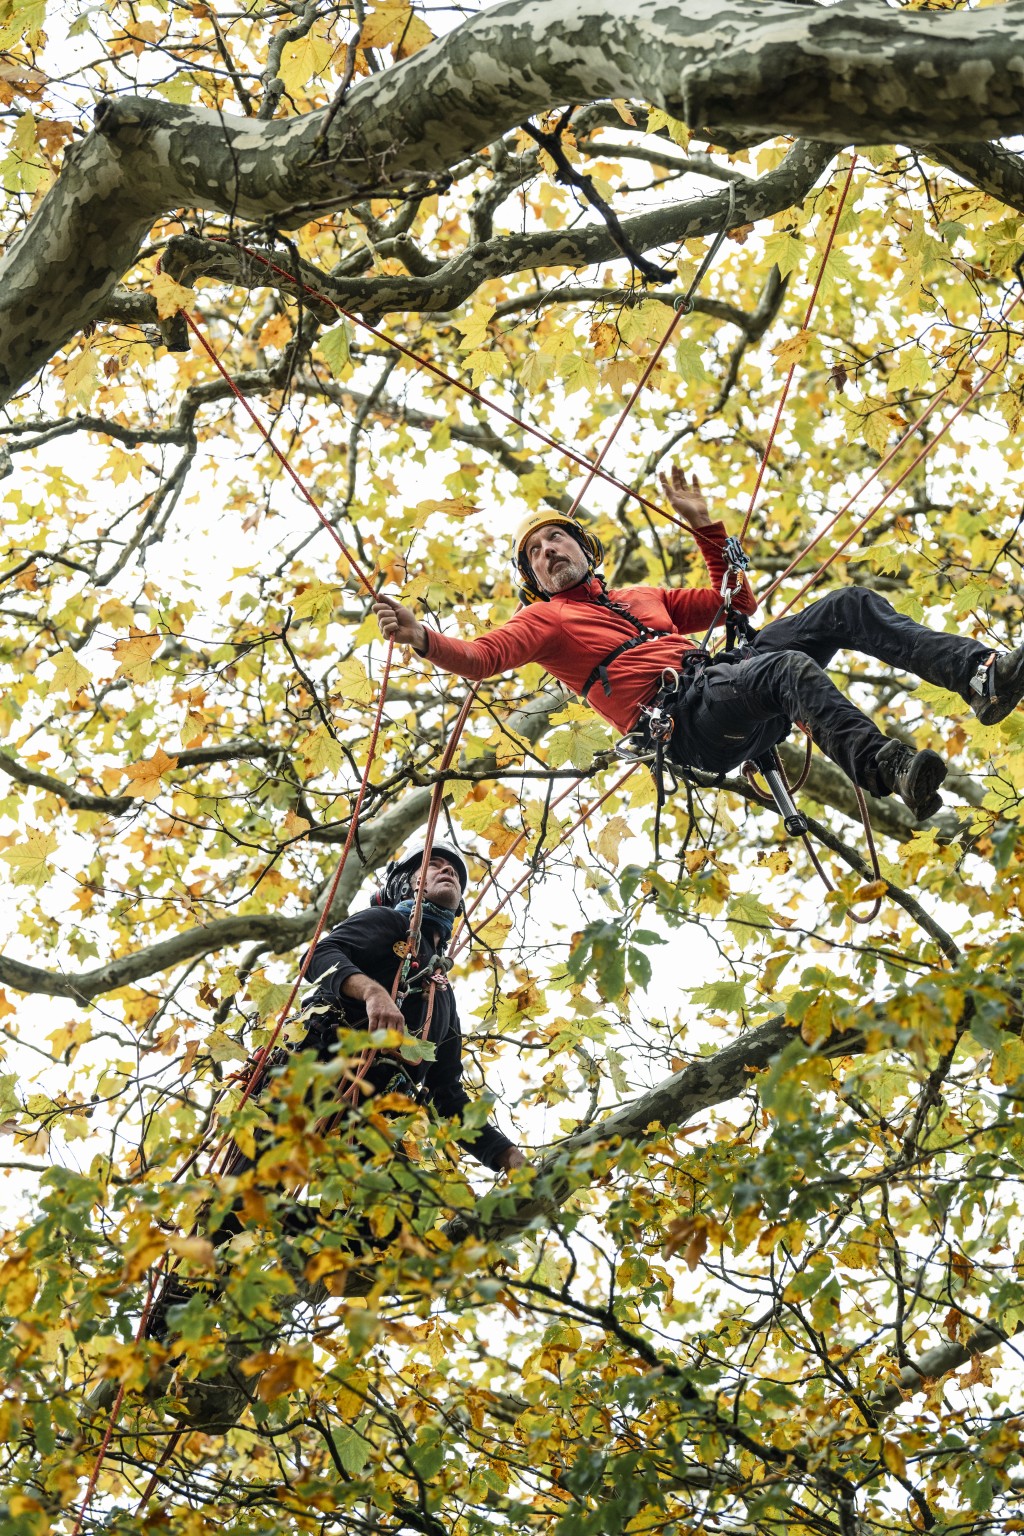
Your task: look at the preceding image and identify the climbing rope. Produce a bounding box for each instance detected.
[739,157,858,544]
[209,240,695,534]
[768,296,1023,617]
[449,767,636,961]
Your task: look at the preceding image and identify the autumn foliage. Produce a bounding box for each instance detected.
[1,1,1024,1533]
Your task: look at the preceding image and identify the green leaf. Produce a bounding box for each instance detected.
[331,1424,370,1475]
[689,980,746,1012]
[317,321,352,377]
[761,229,804,278]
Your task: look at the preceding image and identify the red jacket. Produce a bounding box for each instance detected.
[422,522,757,734]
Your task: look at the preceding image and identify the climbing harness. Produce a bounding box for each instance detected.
[581,591,667,700]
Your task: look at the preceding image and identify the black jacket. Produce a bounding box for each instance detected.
[299,906,514,1173]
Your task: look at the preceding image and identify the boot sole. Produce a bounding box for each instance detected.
[904,749,947,819]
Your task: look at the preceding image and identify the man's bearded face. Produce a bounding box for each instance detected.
[412,854,463,911]
[524,526,590,594]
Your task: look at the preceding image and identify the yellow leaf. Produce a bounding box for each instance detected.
[361,0,432,54]
[168,1235,216,1269]
[474,909,513,950]
[881,1438,907,1479]
[291,579,338,624]
[463,347,507,386]
[62,343,99,408]
[610,99,636,127]
[244,1347,318,1401]
[394,9,433,57]
[150,270,194,321]
[279,29,334,96]
[98,597,136,630]
[770,328,812,371]
[0,1256,38,1316]
[50,645,91,696]
[411,495,479,522]
[111,626,161,681]
[594,814,630,868]
[646,106,689,148]
[558,351,600,394]
[123,746,179,802]
[3,828,58,887]
[299,724,343,777]
[333,655,375,706]
[282,809,312,840]
[122,1225,169,1284]
[111,628,161,682]
[518,351,556,392]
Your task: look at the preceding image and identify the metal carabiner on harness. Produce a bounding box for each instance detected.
[643,667,680,744]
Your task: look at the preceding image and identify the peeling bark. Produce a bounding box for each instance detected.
[4,0,1024,402]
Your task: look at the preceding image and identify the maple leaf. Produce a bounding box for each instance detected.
[2,828,58,887]
[50,645,91,696]
[411,496,478,522]
[361,0,432,55]
[291,579,338,624]
[123,747,179,801]
[298,724,343,778]
[770,328,812,371]
[61,342,99,407]
[279,27,333,96]
[150,270,194,321]
[111,629,161,682]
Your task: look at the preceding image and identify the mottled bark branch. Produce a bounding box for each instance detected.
[154,140,831,318]
[4,0,1024,400]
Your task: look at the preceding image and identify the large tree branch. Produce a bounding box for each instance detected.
[5,0,1024,400]
[154,140,831,318]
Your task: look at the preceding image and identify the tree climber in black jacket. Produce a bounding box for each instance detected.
[148,842,524,1338]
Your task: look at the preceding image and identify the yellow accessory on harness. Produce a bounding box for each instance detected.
[512,512,604,603]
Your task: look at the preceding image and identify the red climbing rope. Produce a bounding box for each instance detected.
[72,1266,164,1536]
[449,766,636,961]
[767,295,1023,616]
[178,308,377,595]
[739,157,858,542]
[207,637,397,1171]
[209,241,695,531]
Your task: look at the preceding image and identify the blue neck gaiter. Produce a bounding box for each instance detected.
[393,898,456,944]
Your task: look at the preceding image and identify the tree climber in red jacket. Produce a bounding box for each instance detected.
[374,470,1024,821]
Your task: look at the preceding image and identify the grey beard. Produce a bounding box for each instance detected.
[542,560,589,594]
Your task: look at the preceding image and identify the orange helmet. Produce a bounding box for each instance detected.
[512,511,604,603]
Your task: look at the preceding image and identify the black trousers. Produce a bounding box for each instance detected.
[667,588,989,795]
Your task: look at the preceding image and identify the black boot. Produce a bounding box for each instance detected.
[875,740,947,820]
[970,645,1024,727]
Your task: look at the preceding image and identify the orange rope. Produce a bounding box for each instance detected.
[210,241,694,530]
[72,1265,164,1536]
[767,296,1022,616]
[739,157,858,542]
[179,308,377,595]
[206,637,396,1172]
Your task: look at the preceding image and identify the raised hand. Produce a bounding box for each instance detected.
[658,466,713,530]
